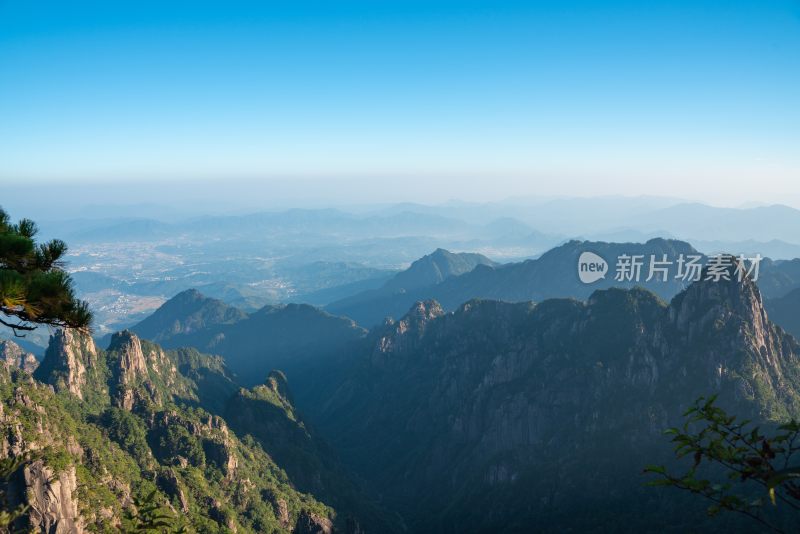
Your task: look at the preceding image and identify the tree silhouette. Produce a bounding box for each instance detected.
[0,206,91,334]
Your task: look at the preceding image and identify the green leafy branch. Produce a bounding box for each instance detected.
[645,396,800,533]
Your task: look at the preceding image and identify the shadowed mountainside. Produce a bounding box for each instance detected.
[314,264,800,532]
[0,327,392,532]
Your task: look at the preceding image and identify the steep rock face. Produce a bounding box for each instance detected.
[106,330,157,410]
[101,330,216,413]
[318,270,800,532]
[35,329,185,412]
[0,364,87,533]
[0,339,38,373]
[33,330,99,400]
[372,300,443,363]
[35,328,238,417]
[17,462,83,534]
[294,510,334,534]
[155,468,189,513]
[663,263,800,419]
[107,330,148,385]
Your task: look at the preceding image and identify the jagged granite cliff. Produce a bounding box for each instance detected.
[315,267,800,532]
[0,340,38,374]
[1,329,364,533]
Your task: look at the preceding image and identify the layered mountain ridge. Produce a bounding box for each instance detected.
[313,264,800,532]
[326,239,703,326]
[326,239,800,330]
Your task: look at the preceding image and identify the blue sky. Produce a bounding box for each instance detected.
[1,0,798,204]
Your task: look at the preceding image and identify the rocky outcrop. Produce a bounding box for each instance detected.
[661,258,800,420]
[294,510,334,534]
[107,330,148,385]
[0,365,86,533]
[372,300,443,363]
[156,469,190,513]
[16,462,83,534]
[105,330,192,411]
[106,330,150,410]
[34,330,97,399]
[0,340,38,373]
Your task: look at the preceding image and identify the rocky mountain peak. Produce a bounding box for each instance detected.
[669,256,769,341]
[34,329,98,399]
[0,339,38,374]
[106,330,159,410]
[661,258,800,418]
[401,300,444,331]
[12,461,83,533]
[373,300,444,361]
[107,330,148,385]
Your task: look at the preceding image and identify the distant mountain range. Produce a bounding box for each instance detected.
[49,202,800,257]
[325,239,800,328]
[366,199,800,248]
[632,202,800,243]
[38,201,800,346]
[52,208,545,245]
[123,240,800,388]
[327,239,699,326]
[325,248,498,326]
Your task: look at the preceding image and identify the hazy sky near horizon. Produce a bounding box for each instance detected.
[1,0,799,206]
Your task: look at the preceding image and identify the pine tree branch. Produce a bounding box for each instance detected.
[0,315,36,333]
